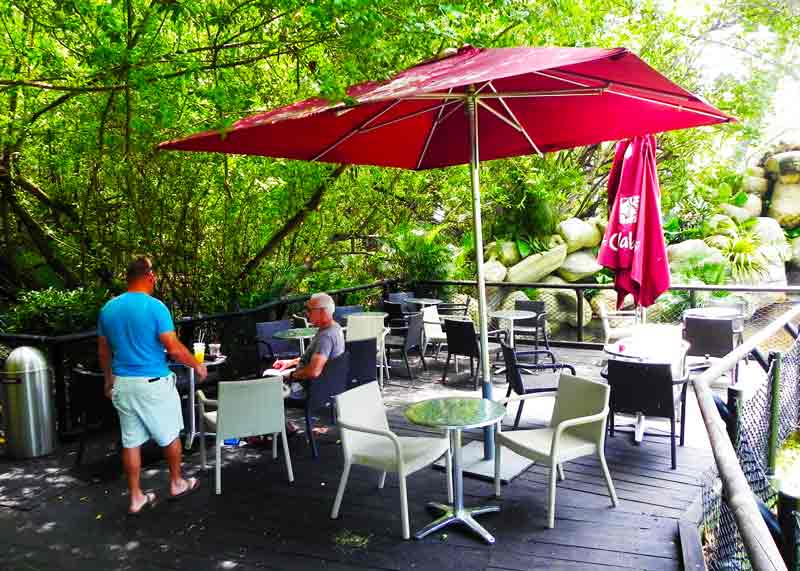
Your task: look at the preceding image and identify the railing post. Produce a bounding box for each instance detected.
[689,290,697,309]
[777,491,799,569]
[726,384,742,448]
[768,351,782,476]
[576,288,584,342]
[49,341,68,437]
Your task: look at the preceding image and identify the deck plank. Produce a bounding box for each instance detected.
[0,346,714,571]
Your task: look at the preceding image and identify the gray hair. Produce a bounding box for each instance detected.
[310,292,335,317]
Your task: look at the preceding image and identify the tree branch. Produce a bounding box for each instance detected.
[238,164,348,280]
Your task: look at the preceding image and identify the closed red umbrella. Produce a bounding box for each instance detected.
[598,134,670,308]
[160,45,730,465]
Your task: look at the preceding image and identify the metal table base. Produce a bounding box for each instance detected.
[414,428,500,543]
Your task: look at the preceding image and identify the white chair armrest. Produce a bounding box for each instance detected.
[196,389,218,408]
[550,408,609,456]
[336,419,405,470]
[494,391,557,406]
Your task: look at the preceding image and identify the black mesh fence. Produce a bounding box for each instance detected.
[701,333,800,571]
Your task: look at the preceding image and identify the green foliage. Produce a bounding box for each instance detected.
[379,225,453,284]
[1,288,110,335]
[683,262,729,286]
[0,0,795,322]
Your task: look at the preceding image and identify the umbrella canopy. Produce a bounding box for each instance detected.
[598,134,670,308]
[160,45,733,168]
[160,44,731,460]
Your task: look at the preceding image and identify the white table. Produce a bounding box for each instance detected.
[405,297,443,308]
[488,309,536,349]
[172,355,227,449]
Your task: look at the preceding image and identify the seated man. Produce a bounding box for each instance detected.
[272,293,345,430]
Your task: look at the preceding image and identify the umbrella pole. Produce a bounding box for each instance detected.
[466,93,495,460]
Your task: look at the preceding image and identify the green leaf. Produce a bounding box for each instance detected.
[731,191,748,207]
[516,238,531,258]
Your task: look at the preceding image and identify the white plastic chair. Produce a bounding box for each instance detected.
[330,382,453,539]
[346,314,390,386]
[197,378,294,495]
[598,303,644,344]
[422,305,447,360]
[494,374,618,528]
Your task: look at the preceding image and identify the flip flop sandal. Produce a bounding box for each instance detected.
[168,477,200,502]
[127,492,157,517]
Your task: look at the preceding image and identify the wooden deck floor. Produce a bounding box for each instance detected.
[0,347,714,571]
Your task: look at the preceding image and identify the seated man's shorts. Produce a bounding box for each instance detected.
[111,373,184,448]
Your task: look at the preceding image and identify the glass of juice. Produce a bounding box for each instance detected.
[193,342,205,363]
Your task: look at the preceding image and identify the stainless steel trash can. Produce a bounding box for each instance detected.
[1,347,55,458]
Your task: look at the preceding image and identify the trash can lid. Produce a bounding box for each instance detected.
[4,346,49,375]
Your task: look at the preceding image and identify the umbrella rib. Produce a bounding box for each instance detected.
[478,88,603,98]
[553,68,703,104]
[359,100,457,134]
[607,89,731,121]
[416,88,454,170]
[485,82,542,156]
[532,70,593,88]
[311,100,402,161]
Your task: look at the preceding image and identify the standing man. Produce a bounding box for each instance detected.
[98,257,206,515]
[272,292,344,407]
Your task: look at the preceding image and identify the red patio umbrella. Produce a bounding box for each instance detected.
[598,134,670,309]
[160,45,732,463]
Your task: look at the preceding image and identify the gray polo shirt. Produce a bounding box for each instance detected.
[300,322,344,367]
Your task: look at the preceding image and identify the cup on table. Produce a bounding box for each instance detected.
[208,343,221,358]
[193,342,206,363]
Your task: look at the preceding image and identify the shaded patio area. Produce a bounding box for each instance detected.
[0,347,715,571]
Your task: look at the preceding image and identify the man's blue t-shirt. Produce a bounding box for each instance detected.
[97,292,175,377]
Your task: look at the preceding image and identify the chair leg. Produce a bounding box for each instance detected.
[599,449,619,506]
[281,429,294,483]
[609,412,615,438]
[547,462,558,529]
[557,463,565,481]
[378,471,387,489]
[445,448,453,504]
[679,386,688,447]
[272,432,278,460]
[330,460,351,519]
[399,473,410,540]
[514,400,525,429]
[215,440,222,495]
[441,354,451,385]
[305,410,318,459]
[494,441,502,498]
[402,350,414,382]
[199,418,207,470]
[670,416,677,470]
[419,347,427,371]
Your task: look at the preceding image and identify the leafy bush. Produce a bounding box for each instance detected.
[1,287,111,335]
[379,224,454,284]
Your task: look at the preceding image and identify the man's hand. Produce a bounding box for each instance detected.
[195,363,208,382]
[272,359,291,371]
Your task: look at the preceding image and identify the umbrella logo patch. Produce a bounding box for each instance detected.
[619,196,640,225]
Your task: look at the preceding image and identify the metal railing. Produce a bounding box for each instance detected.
[0,280,394,436]
[695,305,800,571]
[417,279,800,350]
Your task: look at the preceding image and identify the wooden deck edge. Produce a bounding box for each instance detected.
[679,494,706,571]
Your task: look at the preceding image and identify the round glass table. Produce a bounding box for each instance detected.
[405,397,506,544]
[488,309,536,349]
[273,326,318,353]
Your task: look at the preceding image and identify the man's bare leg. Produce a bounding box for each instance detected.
[121,446,148,512]
[163,437,195,496]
